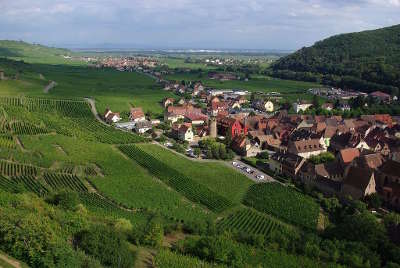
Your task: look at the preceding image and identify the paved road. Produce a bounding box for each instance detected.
[231,160,276,183]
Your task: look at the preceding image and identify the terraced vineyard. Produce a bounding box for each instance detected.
[0,135,15,148]
[43,172,88,192]
[119,144,233,213]
[0,175,49,196]
[0,175,21,193]
[13,175,49,196]
[9,121,49,135]
[217,208,284,236]
[0,160,38,177]
[0,97,146,144]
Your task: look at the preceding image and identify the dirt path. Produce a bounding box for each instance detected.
[43,81,57,93]
[84,98,109,126]
[0,253,21,268]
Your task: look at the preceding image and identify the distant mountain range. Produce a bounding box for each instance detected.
[272,24,400,95]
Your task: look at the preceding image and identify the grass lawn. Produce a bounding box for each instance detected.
[136,143,254,204]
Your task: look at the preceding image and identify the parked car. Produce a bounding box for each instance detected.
[256,175,265,180]
[232,161,238,166]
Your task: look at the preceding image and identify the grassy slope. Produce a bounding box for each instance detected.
[136,143,254,204]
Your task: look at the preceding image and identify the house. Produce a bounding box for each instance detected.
[293,101,312,113]
[269,152,306,177]
[299,162,343,194]
[210,101,229,116]
[330,132,369,152]
[172,124,194,142]
[341,166,376,200]
[377,160,400,210]
[338,148,360,165]
[370,91,391,103]
[192,83,204,96]
[287,138,326,159]
[321,103,334,111]
[129,107,146,122]
[163,98,175,108]
[103,108,121,123]
[252,99,274,112]
[236,96,248,105]
[164,104,202,123]
[231,135,261,157]
[164,113,185,123]
[184,113,208,125]
[253,134,281,150]
[338,103,351,112]
[217,117,247,138]
[115,121,136,130]
[135,121,152,134]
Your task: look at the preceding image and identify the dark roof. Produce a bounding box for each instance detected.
[380,160,400,177]
[271,152,304,168]
[343,166,374,190]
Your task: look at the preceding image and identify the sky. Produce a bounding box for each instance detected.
[1,0,400,50]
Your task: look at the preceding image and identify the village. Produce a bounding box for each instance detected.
[102,79,400,212]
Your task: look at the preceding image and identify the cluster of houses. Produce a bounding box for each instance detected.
[264,112,400,209]
[161,89,400,209]
[104,107,158,134]
[97,56,158,72]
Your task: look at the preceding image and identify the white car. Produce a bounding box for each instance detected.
[246,168,252,173]
[232,161,238,166]
[256,175,265,180]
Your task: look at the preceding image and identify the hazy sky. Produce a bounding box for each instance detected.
[1,0,400,50]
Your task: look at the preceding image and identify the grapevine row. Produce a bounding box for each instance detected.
[119,145,233,213]
[217,208,282,236]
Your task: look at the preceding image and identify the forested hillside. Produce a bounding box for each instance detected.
[272,24,400,95]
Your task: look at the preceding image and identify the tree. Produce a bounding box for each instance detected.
[365,193,382,209]
[312,95,321,110]
[75,224,135,268]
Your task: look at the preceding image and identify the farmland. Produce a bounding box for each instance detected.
[243,183,320,229]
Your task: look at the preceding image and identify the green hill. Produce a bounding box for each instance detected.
[0,40,76,64]
[272,24,400,95]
